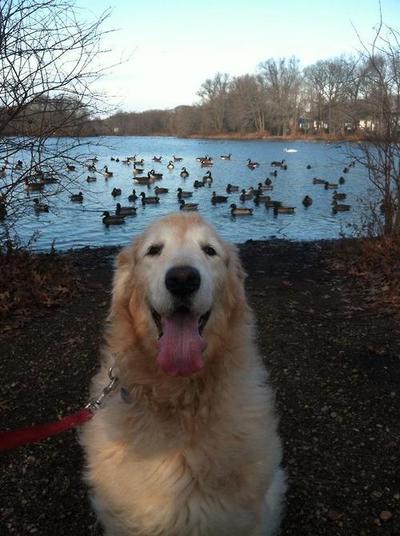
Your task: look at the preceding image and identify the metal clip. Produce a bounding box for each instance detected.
[85,367,119,411]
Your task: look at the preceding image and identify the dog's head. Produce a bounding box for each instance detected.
[109,213,248,378]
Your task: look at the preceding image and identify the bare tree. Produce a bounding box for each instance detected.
[0,0,112,247]
[350,20,400,236]
[197,72,230,133]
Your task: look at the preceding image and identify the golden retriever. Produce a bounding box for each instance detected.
[80,212,286,536]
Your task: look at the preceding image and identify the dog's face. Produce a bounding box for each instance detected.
[112,213,246,378]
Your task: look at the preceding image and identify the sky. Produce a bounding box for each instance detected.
[81,0,400,112]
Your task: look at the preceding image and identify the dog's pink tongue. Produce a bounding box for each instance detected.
[158,312,206,376]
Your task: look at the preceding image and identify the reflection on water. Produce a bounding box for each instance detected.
[13,136,370,250]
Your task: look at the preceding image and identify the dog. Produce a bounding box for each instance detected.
[80,212,286,536]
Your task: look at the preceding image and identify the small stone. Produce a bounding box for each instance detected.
[379,510,393,522]
[370,490,383,500]
[326,509,345,521]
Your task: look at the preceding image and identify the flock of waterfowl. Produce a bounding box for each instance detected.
[0,151,355,227]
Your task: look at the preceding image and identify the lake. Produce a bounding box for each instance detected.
[14,136,371,250]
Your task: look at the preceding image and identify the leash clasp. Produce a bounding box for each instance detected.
[85,367,119,411]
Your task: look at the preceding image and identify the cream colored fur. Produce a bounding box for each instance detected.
[80,213,286,536]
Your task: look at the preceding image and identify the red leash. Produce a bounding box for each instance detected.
[0,367,118,452]
[0,409,93,451]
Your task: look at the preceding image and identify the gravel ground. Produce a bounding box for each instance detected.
[0,240,399,536]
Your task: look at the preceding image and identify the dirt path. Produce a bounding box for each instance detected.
[1,241,399,535]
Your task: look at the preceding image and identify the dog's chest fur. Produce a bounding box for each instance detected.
[82,375,275,536]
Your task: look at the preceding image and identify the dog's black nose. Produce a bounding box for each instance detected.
[165,265,201,296]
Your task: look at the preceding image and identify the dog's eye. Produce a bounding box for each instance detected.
[146,244,163,256]
[202,245,217,256]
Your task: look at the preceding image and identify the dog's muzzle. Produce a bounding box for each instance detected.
[165,265,201,297]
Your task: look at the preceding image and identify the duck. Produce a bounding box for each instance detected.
[70,192,83,202]
[154,186,169,195]
[173,155,183,162]
[254,192,271,204]
[140,192,160,205]
[167,161,175,170]
[264,178,272,186]
[338,176,346,185]
[274,205,295,215]
[270,170,278,177]
[135,173,154,185]
[66,164,76,172]
[226,183,239,193]
[33,199,49,212]
[180,167,189,178]
[87,164,97,172]
[211,191,228,204]
[115,203,136,216]
[343,166,349,173]
[177,187,193,199]
[247,158,259,169]
[240,189,253,202]
[220,153,232,160]
[179,199,198,211]
[133,157,144,165]
[86,175,97,183]
[128,189,138,202]
[152,156,162,163]
[324,182,338,190]
[133,164,144,175]
[40,174,58,185]
[313,177,326,185]
[306,164,312,170]
[102,211,125,225]
[332,201,351,213]
[230,203,253,216]
[264,198,282,209]
[14,160,23,170]
[302,195,313,207]
[111,187,122,197]
[0,166,7,177]
[193,180,205,188]
[332,191,347,201]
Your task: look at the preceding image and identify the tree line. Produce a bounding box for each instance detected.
[87,50,399,139]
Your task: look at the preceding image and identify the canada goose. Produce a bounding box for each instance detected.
[180,167,189,178]
[128,189,138,202]
[110,157,115,161]
[102,211,125,225]
[339,176,346,185]
[230,203,253,216]
[239,189,253,202]
[220,153,232,160]
[302,195,313,207]
[226,183,239,193]
[152,156,162,163]
[154,186,169,195]
[70,192,83,202]
[306,164,312,170]
[271,159,285,167]
[87,164,97,172]
[270,170,278,177]
[177,187,193,199]
[24,179,43,192]
[133,164,144,175]
[258,182,273,192]
[313,177,326,185]
[247,159,259,169]
[115,203,136,216]
[264,198,282,209]
[135,174,154,186]
[264,178,272,186]
[33,199,49,212]
[332,191,347,201]
[343,166,349,173]
[167,161,175,170]
[66,164,76,172]
[332,202,351,213]
[179,199,198,211]
[211,191,228,204]
[111,188,122,197]
[149,169,163,180]
[173,155,183,162]
[140,192,160,205]
[133,157,144,165]
[274,205,295,215]
[200,157,213,167]
[103,166,113,178]
[86,175,97,183]
[202,171,213,183]
[193,180,205,188]
[324,182,338,190]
